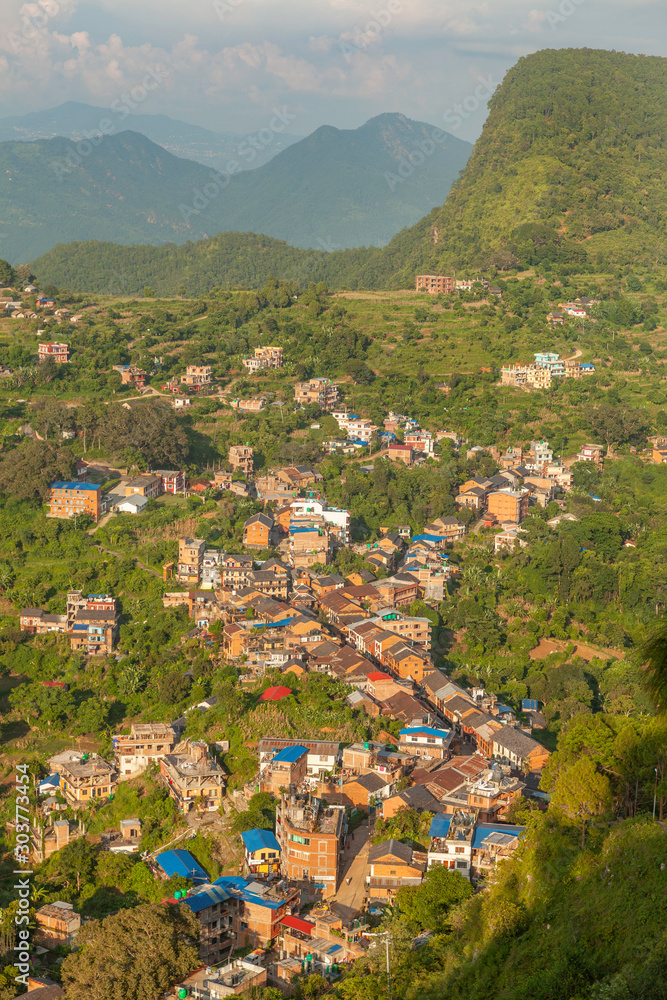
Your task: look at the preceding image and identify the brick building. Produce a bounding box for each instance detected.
[229,445,254,476]
[415,275,454,294]
[47,482,101,522]
[38,342,69,363]
[276,792,347,898]
[113,722,178,777]
[177,537,206,585]
[160,740,226,813]
[294,377,340,410]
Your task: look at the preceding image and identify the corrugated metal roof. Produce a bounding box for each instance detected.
[241,828,281,853]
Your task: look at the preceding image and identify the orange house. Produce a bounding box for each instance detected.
[243,513,274,548]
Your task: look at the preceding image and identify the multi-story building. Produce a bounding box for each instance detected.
[124,474,162,500]
[367,839,425,899]
[335,414,377,444]
[112,364,146,387]
[181,365,213,390]
[415,275,454,294]
[289,499,350,544]
[35,902,80,949]
[242,346,283,371]
[398,725,452,760]
[486,489,530,524]
[387,443,413,465]
[38,342,69,363]
[213,875,299,950]
[276,792,347,898]
[527,439,553,470]
[113,723,178,777]
[577,443,604,468]
[289,519,332,568]
[259,745,308,796]
[47,482,102,522]
[229,445,254,476]
[50,751,118,808]
[153,469,185,494]
[404,430,435,454]
[257,738,340,778]
[19,609,67,634]
[175,882,235,965]
[294,377,340,410]
[427,812,476,878]
[160,740,226,813]
[243,513,275,549]
[178,537,206,585]
[30,819,80,863]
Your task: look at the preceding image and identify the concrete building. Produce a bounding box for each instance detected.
[50,752,118,808]
[34,902,80,949]
[160,740,226,813]
[229,445,254,476]
[113,723,178,777]
[178,537,206,585]
[47,481,101,522]
[486,489,530,524]
[276,792,347,899]
[295,378,340,410]
[38,342,69,363]
[415,274,454,294]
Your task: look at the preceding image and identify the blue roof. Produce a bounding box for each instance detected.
[580,363,595,369]
[214,876,286,910]
[400,726,449,739]
[471,824,525,849]
[495,704,514,715]
[266,617,296,629]
[38,774,60,791]
[180,884,232,913]
[72,624,89,631]
[156,849,210,885]
[271,745,308,764]
[241,828,281,854]
[521,699,539,711]
[50,481,100,491]
[411,534,443,543]
[429,814,452,838]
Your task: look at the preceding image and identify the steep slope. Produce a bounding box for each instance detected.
[407,47,667,275]
[0,101,302,171]
[0,113,470,264]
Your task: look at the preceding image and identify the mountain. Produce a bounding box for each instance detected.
[29,48,667,293]
[0,101,302,172]
[395,47,667,276]
[1,113,471,264]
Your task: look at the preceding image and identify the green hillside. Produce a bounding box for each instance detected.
[0,112,470,264]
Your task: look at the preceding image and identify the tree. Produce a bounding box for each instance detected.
[15,263,32,287]
[640,619,667,714]
[550,757,612,848]
[0,259,15,287]
[396,866,473,930]
[61,903,199,1000]
[0,440,76,501]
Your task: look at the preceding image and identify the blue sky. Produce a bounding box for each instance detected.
[1,0,665,140]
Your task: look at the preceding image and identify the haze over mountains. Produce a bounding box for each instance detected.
[0,112,471,264]
[0,101,303,172]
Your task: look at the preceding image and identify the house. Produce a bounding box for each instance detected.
[259,744,308,796]
[494,526,529,553]
[229,445,254,476]
[340,771,392,810]
[490,728,550,772]
[465,769,525,821]
[381,783,443,819]
[171,959,267,999]
[577,443,604,467]
[159,740,226,813]
[398,725,452,760]
[290,499,350,544]
[34,903,80,949]
[47,481,101,522]
[387,443,413,465]
[276,792,347,897]
[295,377,340,410]
[113,364,146,388]
[172,882,234,965]
[30,819,80,863]
[415,274,454,294]
[38,342,69,363]
[153,469,185,494]
[367,839,425,899]
[427,812,474,877]
[242,346,283,371]
[258,738,339,778]
[181,365,213,390]
[243,512,275,549]
[50,752,117,808]
[241,828,281,875]
[177,537,206,585]
[405,430,435,455]
[486,489,529,524]
[213,876,299,950]
[471,823,525,879]
[112,723,178,777]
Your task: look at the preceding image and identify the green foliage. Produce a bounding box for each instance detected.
[395,865,473,931]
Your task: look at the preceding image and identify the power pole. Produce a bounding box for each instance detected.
[366,929,391,1000]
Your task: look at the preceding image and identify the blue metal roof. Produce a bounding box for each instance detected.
[521,699,539,711]
[411,534,443,543]
[271,745,308,764]
[429,814,452,838]
[266,617,296,629]
[50,481,100,491]
[156,849,210,885]
[471,824,525,849]
[214,876,286,910]
[400,726,449,739]
[241,828,281,854]
[72,624,88,631]
[180,884,231,913]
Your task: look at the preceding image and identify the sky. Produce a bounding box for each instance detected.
[1,0,666,142]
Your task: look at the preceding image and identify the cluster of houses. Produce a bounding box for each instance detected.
[242,346,284,372]
[162,364,215,395]
[19,590,119,656]
[501,350,596,389]
[547,297,599,325]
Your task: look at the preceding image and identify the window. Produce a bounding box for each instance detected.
[426,738,436,744]
[456,861,467,869]
[455,847,465,854]
[290,834,310,846]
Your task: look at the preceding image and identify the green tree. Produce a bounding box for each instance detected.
[61,903,199,1000]
[640,619,667,714]
[396,866,473,930]
[550,757,612,848]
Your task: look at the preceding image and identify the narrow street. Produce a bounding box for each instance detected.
[333,818,372,920]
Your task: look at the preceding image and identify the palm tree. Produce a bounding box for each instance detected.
[641,619,667,713]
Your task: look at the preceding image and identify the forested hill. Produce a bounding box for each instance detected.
[402,47,667,276]
[29,48,667,294]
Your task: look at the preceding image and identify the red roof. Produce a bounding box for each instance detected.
[367,671,391,682]
[280,915,315,935]
[259,685,292,702]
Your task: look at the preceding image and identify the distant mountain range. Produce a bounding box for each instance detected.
[0,101,302,172]
[0,113,472,263]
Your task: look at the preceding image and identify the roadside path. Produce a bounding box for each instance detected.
[333,819,372,916]
[93,543,161,578]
